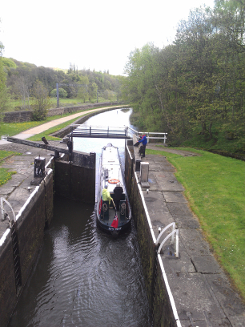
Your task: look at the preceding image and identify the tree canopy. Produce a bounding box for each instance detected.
[0,42,10,117]
[122,0,245,153]
[3,59,124,108]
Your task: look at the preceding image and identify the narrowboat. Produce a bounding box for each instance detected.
[96,143,132,236]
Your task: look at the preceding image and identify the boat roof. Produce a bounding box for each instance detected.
[101,145,123,192]
[102,145,120,167]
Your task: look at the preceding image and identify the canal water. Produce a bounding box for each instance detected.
[8,108,150,327]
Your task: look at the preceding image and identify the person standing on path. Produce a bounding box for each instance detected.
[138,134,147,157]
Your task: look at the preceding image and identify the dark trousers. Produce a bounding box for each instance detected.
[139,144,146,157]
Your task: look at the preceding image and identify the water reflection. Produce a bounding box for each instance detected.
[74,107,135,159]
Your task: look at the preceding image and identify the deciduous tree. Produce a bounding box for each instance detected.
[32,80,50,121]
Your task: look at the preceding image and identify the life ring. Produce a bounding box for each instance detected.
[108,179,120,184]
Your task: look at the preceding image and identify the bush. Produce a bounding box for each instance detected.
[50,88,67,98]
[32,81,50,121]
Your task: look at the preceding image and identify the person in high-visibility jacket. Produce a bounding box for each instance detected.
[102,185,113,205]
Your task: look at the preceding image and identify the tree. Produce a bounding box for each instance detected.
[76,75,89,102]
[0,42,10,121]
[12,76,30,109]
[31,80,51,121]
[77,86,88,103]
[88,82,98,102]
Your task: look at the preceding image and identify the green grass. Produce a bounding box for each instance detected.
[8,96,117,112]
[0,113,76,139]
[27,115,85,141]
[146,147,245,299]
[0,151,20,185]
[182,131,245,155]
[0,107,107,140]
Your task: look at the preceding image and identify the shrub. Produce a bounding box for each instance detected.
[50,88,67,98]
[32,80,50,121]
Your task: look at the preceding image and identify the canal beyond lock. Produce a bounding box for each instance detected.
[8,108,150,327]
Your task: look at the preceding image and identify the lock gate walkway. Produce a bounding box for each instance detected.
[69,126,131,139]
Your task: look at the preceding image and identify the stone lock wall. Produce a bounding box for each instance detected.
[17,171,53,285]
[0,169,53,327]
[0,235,16,327]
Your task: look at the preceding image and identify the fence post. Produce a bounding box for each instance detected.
[56,83,59,108]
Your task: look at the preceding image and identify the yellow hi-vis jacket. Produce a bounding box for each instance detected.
[102,188,112,203]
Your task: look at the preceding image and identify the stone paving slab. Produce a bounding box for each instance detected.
[162,250,196,274]
[192,255,222,274]
[142,191,174,229]
[168,272,226,322]
[180,229,211,256]
[0,143,55,238]
[204,274,245,323]
[180,317,232,327]
[163,191,188,203]
[7,176,37,215]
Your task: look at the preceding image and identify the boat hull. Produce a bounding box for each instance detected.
[96,143,132,236]
[96,216,131,236]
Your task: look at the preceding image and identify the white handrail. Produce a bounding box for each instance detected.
[156,222,176,245]
[158,230,179,257]
[0,197,16,223]
[127,126,168,144]
[127,125,168,135]
[155,222,179,258]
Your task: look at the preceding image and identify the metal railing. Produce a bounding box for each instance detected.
[70,125,130,139]
[155,222,179,258]
[68,124,168,143]
[126,126,168,144]
[1,197,16,225]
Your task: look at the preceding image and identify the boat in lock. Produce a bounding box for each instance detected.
[96,143,132,236]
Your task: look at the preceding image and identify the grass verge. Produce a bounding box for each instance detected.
[146,147,245,300]
[0,104,119,140]
[0,151,20,185]
[27,115,84,141]
[0,112,83,139]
